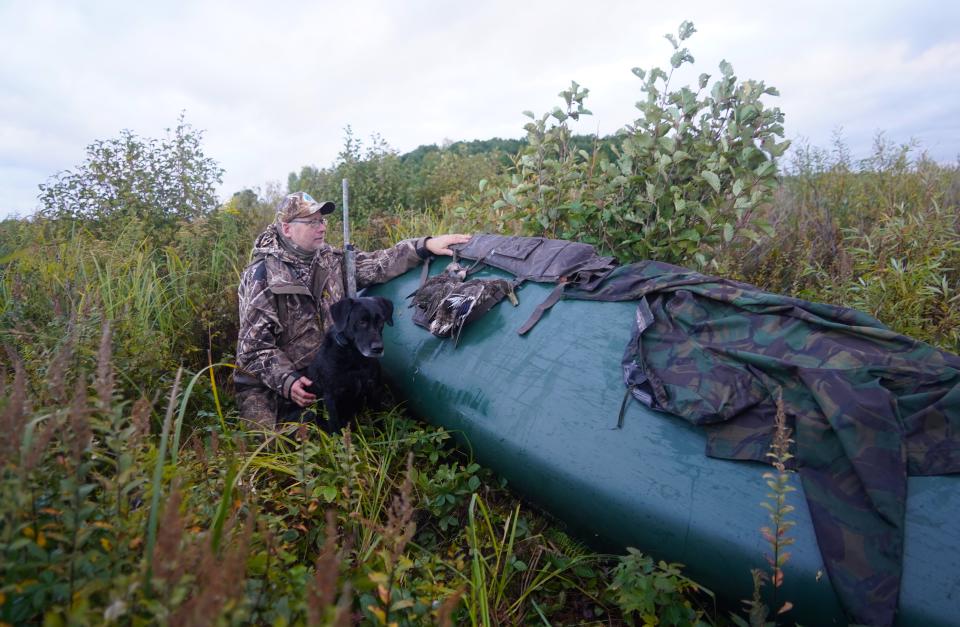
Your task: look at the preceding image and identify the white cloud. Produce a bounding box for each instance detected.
[1,0,958,217]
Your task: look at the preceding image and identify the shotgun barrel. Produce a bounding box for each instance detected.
[342,178,357,298]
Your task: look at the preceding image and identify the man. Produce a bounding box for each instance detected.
[235,191,469,428]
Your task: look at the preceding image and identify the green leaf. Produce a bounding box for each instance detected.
[677,228,700,243]
[679,20,696,41]
[701,170,721,193]
[755,160,775,177]
[732,179,744,197]
[670,49,694,68]
[723,223,734,242]
[317,485,338,502]
[719,59,734,77]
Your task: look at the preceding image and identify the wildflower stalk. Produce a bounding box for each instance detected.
[762,392,796,619]
[741,390,796,626]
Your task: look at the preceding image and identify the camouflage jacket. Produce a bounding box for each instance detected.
[566,260,960,627]
[236,224,427,398]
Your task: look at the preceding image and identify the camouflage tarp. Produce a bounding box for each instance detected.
[565,261,960,627]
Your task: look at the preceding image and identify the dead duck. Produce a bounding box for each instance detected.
[409,269,518,344]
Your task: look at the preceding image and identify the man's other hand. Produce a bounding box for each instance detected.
[291,376,317,407]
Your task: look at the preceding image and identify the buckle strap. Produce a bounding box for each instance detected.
[516,283,564,335]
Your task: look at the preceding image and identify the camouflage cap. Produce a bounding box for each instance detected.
[276,192,336,222]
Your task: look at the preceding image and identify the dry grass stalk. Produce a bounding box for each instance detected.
[331,581,354,627]
[129,395,152,450]
[0,347,27,461]
[307,509,342,626]
[152,485,186,585]
[22,416,60,474]
[95,320,114,411]
[190,434,205,466]
[383,453,417,559]
[68,375,91,464]
[169,513,252,626]
[46,320,77,404]
[436,586,466,627]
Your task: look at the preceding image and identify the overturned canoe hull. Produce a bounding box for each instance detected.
[368,267,960,626]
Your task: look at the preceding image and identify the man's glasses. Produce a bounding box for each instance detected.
[289,217,327,227]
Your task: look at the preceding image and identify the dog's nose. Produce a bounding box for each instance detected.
[369,341,384,354]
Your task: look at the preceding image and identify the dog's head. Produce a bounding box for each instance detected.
[330,296,394,358]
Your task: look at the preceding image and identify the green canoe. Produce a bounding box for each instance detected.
[368,266,960,626]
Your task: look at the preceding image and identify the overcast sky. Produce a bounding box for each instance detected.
[1,0,958,218]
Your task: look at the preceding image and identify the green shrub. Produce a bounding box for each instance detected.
[37,114,223,247]
[609,548,710,626]
[484,21,789,268]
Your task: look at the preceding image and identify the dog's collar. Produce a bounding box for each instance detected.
[333,331,350,348]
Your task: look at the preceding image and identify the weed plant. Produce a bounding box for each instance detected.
[1,319,634,625]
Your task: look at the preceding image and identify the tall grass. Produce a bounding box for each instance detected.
[718,134,960,353]
[0,334,619,624]
[0,209,256,395]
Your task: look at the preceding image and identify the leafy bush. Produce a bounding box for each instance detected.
[608,548,710,626]
[38,114,223,246]
[483,21,790,268]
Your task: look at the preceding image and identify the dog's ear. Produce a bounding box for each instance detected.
[330,298,353,333]
[374,296,394,326]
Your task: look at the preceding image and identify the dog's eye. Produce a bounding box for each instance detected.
[358,320,368,328]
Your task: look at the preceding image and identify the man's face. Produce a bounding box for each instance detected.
[281,215,327,251]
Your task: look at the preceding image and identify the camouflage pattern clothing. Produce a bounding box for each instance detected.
[235,223,428,427]
[565,260,960,627]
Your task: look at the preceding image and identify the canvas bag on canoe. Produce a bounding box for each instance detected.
[447,234,618,334]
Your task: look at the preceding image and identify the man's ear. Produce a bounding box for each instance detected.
[375,296,394,326]
[330,299,353,333]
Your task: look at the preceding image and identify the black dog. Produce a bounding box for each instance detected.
[304,296,393,433]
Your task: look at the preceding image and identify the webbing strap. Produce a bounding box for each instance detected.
[616,385,633,429]
[516,283,564,335]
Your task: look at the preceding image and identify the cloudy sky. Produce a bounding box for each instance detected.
[1,0,958,218]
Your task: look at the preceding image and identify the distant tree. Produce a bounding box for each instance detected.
[288,127,409,219]
[229,189,261,212]
[38,113,223,241]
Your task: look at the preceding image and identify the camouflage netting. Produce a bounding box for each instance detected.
[567,261,960,626]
